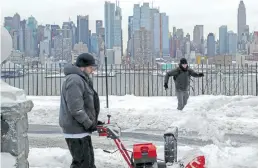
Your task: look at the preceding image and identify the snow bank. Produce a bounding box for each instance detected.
[28,95,258,139]
[200,144,258,168]
[28,145,258,168]
[1,153,16,168]
[28,147,128,168]
[24,95,258,168]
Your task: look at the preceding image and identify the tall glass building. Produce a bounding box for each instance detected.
[90,33,98,55]
[228,31,238,55]
[153,12,169,57]
[77,15,90,47]
[25,16,38,57]
[105,1,122,49]
[207,33,216,57]
[114,6,122,47]
[219,25,228,54]
[104,1,115,49]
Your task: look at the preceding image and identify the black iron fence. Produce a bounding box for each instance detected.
[1,62,258,96]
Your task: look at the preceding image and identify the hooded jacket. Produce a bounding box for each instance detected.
[164,65,202,91]
[59,64,100,134]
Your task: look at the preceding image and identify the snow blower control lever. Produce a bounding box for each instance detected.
[96,115,206,168]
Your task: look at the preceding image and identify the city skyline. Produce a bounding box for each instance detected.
[2,0,258,47]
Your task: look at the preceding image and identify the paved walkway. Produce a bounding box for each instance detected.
[28,124,258,149]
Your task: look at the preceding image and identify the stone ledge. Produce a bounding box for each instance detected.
[1,100,34,119]
[1,26,31,168]
[0,80,27,105]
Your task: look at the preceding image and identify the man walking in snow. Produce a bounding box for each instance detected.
[59,53,103,168]
[164,58,204,110]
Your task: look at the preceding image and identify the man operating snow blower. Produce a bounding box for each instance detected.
[164,58,204,110]
[59,53,104,168]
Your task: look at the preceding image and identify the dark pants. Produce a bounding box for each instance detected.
[65,136,96,168]
[176,90,189,110]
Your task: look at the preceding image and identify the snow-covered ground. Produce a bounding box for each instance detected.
[23,95,258,168]
[28,95,258,138]
[3,145,257,168]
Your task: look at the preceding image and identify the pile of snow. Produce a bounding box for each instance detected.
[28,95,258,140]
[21,95,258,168]
[28,147,128,168]
[1,153,16,168]
[27,144,258,168]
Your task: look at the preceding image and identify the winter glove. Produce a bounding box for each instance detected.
[89,125,97,132]
[97,120,105,125]
[89,121,105,132]
[88,122,98,132]
[82,119,93,130]
[164,83,168,90]
[199,73,204,77]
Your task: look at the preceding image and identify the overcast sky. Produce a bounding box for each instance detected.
[1,0,258,44]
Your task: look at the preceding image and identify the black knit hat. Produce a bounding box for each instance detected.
[180,58,188,64]
[75,53,97,67]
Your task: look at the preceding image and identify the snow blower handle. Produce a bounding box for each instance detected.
[107,114,111,124]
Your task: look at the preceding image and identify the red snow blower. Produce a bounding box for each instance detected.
[97,115,206,168]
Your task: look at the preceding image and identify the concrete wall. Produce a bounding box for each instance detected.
[1,25,34,168]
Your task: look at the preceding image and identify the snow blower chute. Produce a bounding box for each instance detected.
[97,115,206,168]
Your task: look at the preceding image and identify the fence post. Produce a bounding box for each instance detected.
[201,62,204,94]
[255,63,258,96]
[147,62,150,97]
[36,63,39,96]
[105,56,109,108]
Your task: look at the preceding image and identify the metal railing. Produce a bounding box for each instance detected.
[1,62,258,96]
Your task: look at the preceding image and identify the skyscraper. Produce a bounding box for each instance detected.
[132,4,141,32]
[4,17,13,31]
[105,1,115,49]
[207,33,216,57]
[193,25,204,54]
[133,27,152,64]
[131,3,154,63]
[90,33,99,55]
[62,21,76,48]
[25,16,38,57]
[12,13,20,31]
[140,3,151,31]
[105,0,122,58]
[153,12,169,58]
[114,3,122,48]
[228,31,238,55]
[96,20,103,35]
[19,20,26,52]
[11,13,21,50]
[219,25,228,54]
[77,15,90,47]
[237,0,246,41]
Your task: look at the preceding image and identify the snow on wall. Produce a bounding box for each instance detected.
[1,153,16,168]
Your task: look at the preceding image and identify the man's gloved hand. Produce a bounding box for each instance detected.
[97,120,105,125]
[164,83,168,90]
[88,124,97,132]
[199,73,204,77]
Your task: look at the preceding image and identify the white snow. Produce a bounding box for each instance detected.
[27,144,258,168]
[28,147,129,168]
[0,80,27,104]
[24,95,258,168]
[1,153,16,168]
[28,95,258,138]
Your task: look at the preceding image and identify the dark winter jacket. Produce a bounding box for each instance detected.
[164,66,202,91]
[59,64,100,134]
